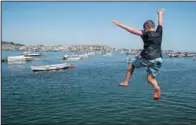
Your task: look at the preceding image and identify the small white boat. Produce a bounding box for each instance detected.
[8,61,26,65]
[67,57,81,61]
[96,51,102,55]
[103,52,112,56]
[79,54,88,59]
[87,52,95,56]
[63,55,81,61]
[167,54,179,58]
[31,63,71,72]
[7,55,34,62]
[21,52,42,57]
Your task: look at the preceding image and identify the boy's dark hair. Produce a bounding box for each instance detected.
[143,20,155,29]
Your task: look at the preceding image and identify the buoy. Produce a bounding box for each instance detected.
[2,58,8,62]
[70,64,75,69]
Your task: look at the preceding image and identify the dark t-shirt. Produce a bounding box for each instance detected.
[140,25,163,60]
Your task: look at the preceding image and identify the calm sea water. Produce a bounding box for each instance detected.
[2,50,196,125]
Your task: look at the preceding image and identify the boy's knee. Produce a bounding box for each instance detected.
[127,63,134,71]
[147,74,155,82]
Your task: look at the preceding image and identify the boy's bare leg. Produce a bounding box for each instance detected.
[147,74,161,100]
[119,63,134,86]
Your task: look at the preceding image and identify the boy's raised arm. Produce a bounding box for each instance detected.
[113,20,143,36]
[157,9,164,26]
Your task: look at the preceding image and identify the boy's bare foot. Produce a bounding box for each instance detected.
[153,87,161,100]
[119,81,128,87]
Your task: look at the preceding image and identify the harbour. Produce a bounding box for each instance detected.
[2,1,196,125]
[2,50,196,125]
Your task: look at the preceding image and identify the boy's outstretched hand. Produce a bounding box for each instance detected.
[157,9,164,14]
[112,20,143,36]
[112,20,120,26]
[157,9,164,26]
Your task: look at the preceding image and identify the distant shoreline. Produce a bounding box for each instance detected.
[1,41,115,52]
[1,41,196,53]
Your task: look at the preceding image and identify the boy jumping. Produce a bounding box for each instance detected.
[113,9,164,100]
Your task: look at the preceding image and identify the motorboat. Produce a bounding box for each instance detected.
[79,53,88,59]
[63,55,81,61]
[31,63,71,72]
[7,55,34,62]
[21,52,42,57]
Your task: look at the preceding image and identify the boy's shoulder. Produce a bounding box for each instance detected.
[156,25,163,34]
[141,25,163,38]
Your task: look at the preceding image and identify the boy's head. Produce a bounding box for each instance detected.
[143,20,155,31]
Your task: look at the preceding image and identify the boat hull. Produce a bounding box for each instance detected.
[7,56,34,62]
[21,52,42,57]
[31,63,70,72]
[63,55,81,61]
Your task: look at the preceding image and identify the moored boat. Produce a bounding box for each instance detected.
[1,58,7,62]
[7,55,34,62]
[79,53,88,59]
[8,61,26,65]
[63,55,81,61]
[31,63,71,72]
[167,54,179,58]
[21,52,42,57]
[87,52,95,56]
[103,52,112,56]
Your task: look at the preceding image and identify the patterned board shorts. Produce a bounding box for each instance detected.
[127,56,163,77]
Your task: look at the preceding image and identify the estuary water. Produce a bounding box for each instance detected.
[2,50,196,125]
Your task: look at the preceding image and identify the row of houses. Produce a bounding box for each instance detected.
[2,42,114,51]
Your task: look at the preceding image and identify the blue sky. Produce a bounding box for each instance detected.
[2,2,196,51]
